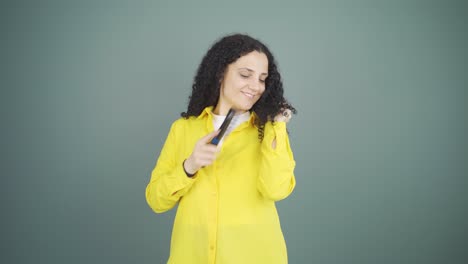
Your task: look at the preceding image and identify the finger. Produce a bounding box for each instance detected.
[201,144,218,153]
[283,109,292,122]
[275,109,292,122]
[193,147,218,159]
[190,155,214,168]
[198,156,217,167]
[196,152,217,161]
[200,129,220,143]
[274,114,286,122]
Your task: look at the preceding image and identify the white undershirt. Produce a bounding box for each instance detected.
[212,111,251,146]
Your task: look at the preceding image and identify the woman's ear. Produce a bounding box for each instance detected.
[218,74,225,86]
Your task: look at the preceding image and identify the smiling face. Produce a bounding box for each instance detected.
[214,51,269,115]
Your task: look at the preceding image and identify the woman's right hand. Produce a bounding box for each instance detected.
[184,130,220,175]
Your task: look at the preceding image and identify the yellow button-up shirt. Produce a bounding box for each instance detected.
[146,106,296,264]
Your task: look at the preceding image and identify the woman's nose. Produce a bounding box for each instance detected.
[248,79,262,91]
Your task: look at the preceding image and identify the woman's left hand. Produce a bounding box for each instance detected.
[274,109,292,123]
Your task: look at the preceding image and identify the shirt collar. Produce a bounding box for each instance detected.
[197,106,258,128]
[197,106,214,119]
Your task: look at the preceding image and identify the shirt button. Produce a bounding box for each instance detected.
[210,245,215,250]
[212,192,217,196]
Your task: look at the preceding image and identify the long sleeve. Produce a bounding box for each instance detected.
[257,121,296,201]
[145,121,197,213]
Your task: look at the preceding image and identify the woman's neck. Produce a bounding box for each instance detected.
[213,105,247,116]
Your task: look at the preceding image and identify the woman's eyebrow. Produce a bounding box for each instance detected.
[238,67,268,76]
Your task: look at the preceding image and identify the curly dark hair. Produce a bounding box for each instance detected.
[181,33,296,140]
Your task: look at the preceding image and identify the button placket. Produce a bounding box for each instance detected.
[208,163,219,263]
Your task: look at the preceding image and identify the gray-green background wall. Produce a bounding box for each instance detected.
[2,0,467,263]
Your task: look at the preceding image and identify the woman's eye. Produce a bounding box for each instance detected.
[240,74,250,78]
[260,79,266,83]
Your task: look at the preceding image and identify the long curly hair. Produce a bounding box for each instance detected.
[181,33,296,140]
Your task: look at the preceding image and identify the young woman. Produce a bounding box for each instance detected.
[146,33,297,264]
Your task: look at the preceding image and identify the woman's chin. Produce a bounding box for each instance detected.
[235,106,252,113]
[234,102,256,112]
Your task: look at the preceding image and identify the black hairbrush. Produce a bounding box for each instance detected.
[210,108,235,145]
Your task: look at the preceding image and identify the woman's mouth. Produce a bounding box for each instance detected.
[242,92,255,99]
